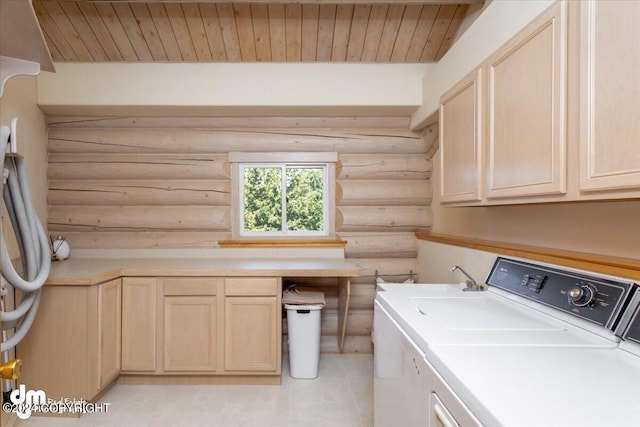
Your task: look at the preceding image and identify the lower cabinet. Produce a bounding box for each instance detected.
[163,277,218,372]
[163,296,218,371]
[17,278,122,402]
[18,275,282,404]
[121,276,281,376]
[98,279,121,389]
[224,277,281,373]
[224,297,280,372]
[121,277,157,372]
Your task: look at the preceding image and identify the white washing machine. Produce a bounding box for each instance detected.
[374,257,640,427]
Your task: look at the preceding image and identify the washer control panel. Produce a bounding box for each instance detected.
[486,257,635,330]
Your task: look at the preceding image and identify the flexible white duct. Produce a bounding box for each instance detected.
[0,125,51,352]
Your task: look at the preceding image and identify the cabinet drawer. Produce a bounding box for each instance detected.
[163,278,219,296]
[225,278,280,296]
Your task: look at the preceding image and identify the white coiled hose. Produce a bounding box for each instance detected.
[0,125,51,353]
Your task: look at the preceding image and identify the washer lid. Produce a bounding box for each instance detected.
[377,287,618,348]
[411,297,564,331]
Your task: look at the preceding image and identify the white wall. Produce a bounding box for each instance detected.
[0,74,48,258]
[410,0,555,129]
[417,240,496,284]
[427,97,640,261]
[37,63,429,117]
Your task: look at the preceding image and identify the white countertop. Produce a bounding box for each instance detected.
[47,257,360,285]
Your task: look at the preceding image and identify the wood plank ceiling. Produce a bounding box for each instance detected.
[32,1,476,63]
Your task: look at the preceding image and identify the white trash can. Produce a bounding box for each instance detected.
[285,303,324,379]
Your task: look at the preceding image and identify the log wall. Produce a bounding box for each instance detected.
[46,116,436,353]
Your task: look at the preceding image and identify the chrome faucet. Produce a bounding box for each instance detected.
[450,265,484,292]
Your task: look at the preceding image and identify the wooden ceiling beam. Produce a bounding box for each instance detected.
[45,1,485,5]
[34,0,475,63]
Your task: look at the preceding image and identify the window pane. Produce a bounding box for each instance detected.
[243,167,282,232]
[286,167,324,232]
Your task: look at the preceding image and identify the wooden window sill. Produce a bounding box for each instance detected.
[218,240,347,249]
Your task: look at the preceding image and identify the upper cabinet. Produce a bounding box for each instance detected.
[486,2,567,199]
[579,0,640,192]
[439,0,640,206]
[439,68,483,203]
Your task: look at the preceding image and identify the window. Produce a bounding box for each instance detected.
[240,164,328,236]
[230,153,337,239]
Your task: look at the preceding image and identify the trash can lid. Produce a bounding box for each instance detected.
[284,304,324,311]
[282,289,326,307]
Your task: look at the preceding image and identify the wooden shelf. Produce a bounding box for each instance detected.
[0,0,54,97]
[416,232,640,280]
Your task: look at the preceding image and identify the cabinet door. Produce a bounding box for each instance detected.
[579,0,640,191]
[486,1,567,199]
[224,297,280,372]
[98,279,121,389]
[122,278,157,371]
[164,296,217,372]
[439,68,483,203]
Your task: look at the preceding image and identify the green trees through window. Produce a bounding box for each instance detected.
[243,167,282,231]
[285,167,324,231]
[242,165,325,234]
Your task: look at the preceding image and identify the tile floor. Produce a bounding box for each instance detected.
[13,354,373,427]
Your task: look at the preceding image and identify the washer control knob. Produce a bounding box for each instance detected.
[568,283,596,307]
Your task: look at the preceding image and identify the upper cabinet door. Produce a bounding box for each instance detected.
[486,1,567,199]
[439,68,483,203]
[579,0,640,192]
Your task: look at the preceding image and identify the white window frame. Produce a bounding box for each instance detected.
[229,152,337,240]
